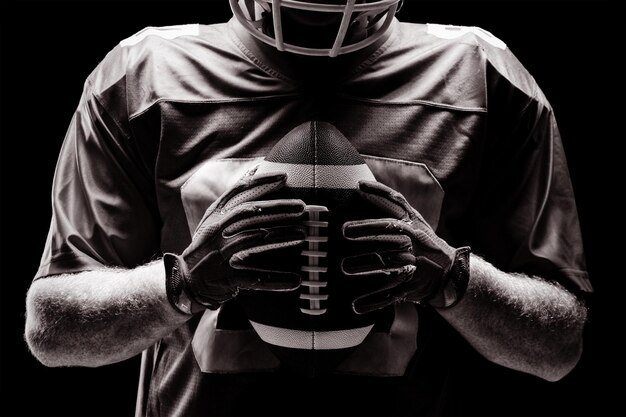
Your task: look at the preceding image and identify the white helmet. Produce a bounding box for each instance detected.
[229,0,402,57]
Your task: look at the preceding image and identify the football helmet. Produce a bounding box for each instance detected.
[229,0,402,57]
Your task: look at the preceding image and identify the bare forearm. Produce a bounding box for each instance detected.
[438,255,587,381]
[25,260,190,367]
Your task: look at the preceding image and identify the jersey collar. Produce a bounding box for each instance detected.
[228,17,398,85]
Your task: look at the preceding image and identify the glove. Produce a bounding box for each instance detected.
[164,171,306,314]
[341,180,470,314]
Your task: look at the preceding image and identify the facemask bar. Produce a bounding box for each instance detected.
[230,0,400,57]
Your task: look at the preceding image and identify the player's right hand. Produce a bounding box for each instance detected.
[164,171,306,312]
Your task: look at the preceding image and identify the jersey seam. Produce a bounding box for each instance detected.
[227,20,292,82]
[35,253,104,279]
[530,258,592,293]
[362,154,433,168]
[480,41,539,114]
[361,154,444,192]
[86,79,133,141]
[128,94,300,121]
[559,267,589,275]
[344,19,399,80]
[336,94,487,112]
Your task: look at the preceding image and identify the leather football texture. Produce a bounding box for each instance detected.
[239,120,389,376]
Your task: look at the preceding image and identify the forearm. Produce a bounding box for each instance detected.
[438,255,587,381]
[25,260,190,367]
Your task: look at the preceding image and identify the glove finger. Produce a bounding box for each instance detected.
[223,224,306,256]
[341,250,415,276]
[344,217,444,259]
[194,172,288,233]
[230,239,305,290]
[356,180,413,220]
[222,199,306,236]
[218,171,289,212]
[362,257,445,309]
[343,219,413,242]
[351,267,415,314]
[231,269,302,292]
[352,284,404,315]
[231,237,305,266]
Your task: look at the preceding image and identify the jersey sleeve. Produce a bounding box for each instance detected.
[470,52,592,294]
[35,77,161,279]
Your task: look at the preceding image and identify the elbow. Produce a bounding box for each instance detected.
[25,326,65,368]
[537,337,584,382]
[24,281,66,367]
[480,333,584,382]
[25,277,135,368]
[24,279,93,368]
[25,321,100,368]
[536,304,588,382]
[499,334,584,382]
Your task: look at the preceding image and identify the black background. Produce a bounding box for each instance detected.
[0,1,624,416]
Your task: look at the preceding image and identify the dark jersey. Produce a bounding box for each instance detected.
[36,19,591,416]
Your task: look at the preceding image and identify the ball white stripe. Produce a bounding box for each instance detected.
[255,161,375,189]
[249,321,374,350]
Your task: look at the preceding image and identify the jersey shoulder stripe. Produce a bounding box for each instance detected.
[426,23,507,50]
[119,24,200,47]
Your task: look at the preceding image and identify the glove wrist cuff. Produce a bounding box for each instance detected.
[163,253,205,315]
[429,246,471,309]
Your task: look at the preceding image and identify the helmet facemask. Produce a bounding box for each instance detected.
[230,0,402,57]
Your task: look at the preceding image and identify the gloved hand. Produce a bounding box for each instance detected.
[164,171,306,314]
[341,180,470,314]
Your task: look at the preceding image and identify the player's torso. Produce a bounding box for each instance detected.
[114,21,490,252]
[111,21,496,416]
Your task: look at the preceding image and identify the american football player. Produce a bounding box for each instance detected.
[25,1,591,415]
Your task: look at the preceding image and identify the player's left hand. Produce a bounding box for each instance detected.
[341,180,471,314]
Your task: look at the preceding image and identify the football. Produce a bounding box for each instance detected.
[239,121,388,376]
